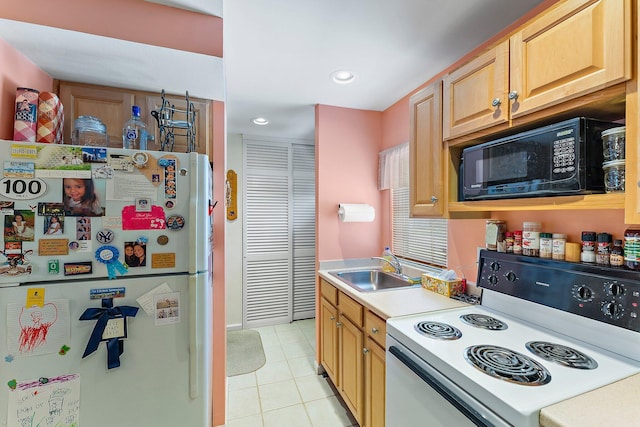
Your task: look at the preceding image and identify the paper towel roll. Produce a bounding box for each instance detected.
[338,204,375,222]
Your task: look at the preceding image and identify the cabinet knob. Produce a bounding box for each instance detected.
[336,322,342,327]
[371,327,379,334]
[431,196,438,204]
[330,316,335,321]
[363,348,369,354]
[491,98,502,107]
[508,91,519,100]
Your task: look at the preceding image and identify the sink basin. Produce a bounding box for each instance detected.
[329,269,420,292]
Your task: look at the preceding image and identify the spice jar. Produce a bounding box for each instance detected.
[513,230,523,255]
[624,228,640,270]
[485,220,506,251]
[581,231,597,263]
[522,222,541,257]
[505,232,514,253]
[566,242,581,262]
[610,239,624,267]
[596,233,612,266]
[539,233,553,259]
[552,233,567,261]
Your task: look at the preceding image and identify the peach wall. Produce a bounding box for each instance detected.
[0,39,53,139]
[316,105,384,261]
[448,210,628,284]
[1,0,222,57]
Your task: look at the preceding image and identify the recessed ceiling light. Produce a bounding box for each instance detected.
[251,117,269,125]
[331,70,356,84]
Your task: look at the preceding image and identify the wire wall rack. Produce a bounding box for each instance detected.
[150,89,197,152]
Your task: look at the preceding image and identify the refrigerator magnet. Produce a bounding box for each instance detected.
[95,229,115,244]
[131,151,149,168]
[165,215,185,230]
[157,235,169,245]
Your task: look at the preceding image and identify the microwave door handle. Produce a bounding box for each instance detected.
[388,345,493,427]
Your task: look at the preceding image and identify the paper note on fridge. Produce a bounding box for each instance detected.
[136,282,173,315]
[8,374,80,427]
[6,299,70,357]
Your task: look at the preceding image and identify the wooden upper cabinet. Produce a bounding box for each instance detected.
[410,82,446,217]
[443,0,631,141]
[509,0,631,118]
[57,81,213,155]
[442,41,509,140]
[58,83,134,148]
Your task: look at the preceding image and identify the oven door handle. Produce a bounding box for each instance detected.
[389,345,493,427]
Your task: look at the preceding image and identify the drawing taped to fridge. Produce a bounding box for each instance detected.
[0,141,214,427]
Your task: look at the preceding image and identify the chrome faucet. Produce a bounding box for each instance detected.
[372,252,402,274]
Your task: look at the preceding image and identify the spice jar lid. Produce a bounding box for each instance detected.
[613,239,623,245]
[540,233,553,238]
[597,233,612,243]
[552,233,566,239]
[601,126,626,137]
[581,231,597,241]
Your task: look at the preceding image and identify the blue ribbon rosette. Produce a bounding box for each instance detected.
[79,298,138,369]
[95,245,128,279]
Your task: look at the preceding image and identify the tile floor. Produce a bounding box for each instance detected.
[227,319,359,427]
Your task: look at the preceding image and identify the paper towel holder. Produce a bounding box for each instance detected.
[337,203,375,223]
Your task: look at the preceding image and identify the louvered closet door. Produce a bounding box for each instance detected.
[243,138,316,328]
[292,144,316,320]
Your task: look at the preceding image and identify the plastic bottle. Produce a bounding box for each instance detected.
[122,105,148,150]
[382,247,394,273]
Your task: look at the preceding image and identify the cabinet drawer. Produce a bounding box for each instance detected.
[365,311,386,347]
[339,292,363,327]
[320,279,338,306]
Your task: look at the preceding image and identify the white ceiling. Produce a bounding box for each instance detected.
[223,0,547,140]
[0,0,547,141]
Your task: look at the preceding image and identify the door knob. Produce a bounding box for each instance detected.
[371,327,379,334]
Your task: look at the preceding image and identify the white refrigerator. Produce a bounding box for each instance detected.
[0,141,213,427]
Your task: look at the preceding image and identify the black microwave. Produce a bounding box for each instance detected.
[459,117,621,201]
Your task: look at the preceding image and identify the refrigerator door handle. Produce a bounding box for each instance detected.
[0,282,20,288]
[189,277,199,399]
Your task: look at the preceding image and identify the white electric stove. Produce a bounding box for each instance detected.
[386,250,640,427]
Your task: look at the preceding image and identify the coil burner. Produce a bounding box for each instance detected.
[460,313,508,330]
[414,321,462,340]
[464,345,551,386]
[526,341,598,370]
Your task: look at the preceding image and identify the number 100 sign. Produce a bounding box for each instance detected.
[0,178,47,200]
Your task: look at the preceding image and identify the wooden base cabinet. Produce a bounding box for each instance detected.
[319,279,386,426]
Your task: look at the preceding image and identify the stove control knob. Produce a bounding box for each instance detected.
[574,285,594,302]
[489,261,500,271]
[488,275,499,285]
[607,282,625,297]
[602,301,624,319]
[505,271,517,282]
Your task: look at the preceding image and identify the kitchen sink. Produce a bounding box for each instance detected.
[329,269,420,292]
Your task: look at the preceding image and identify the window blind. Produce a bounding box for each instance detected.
[391,187,448,268]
